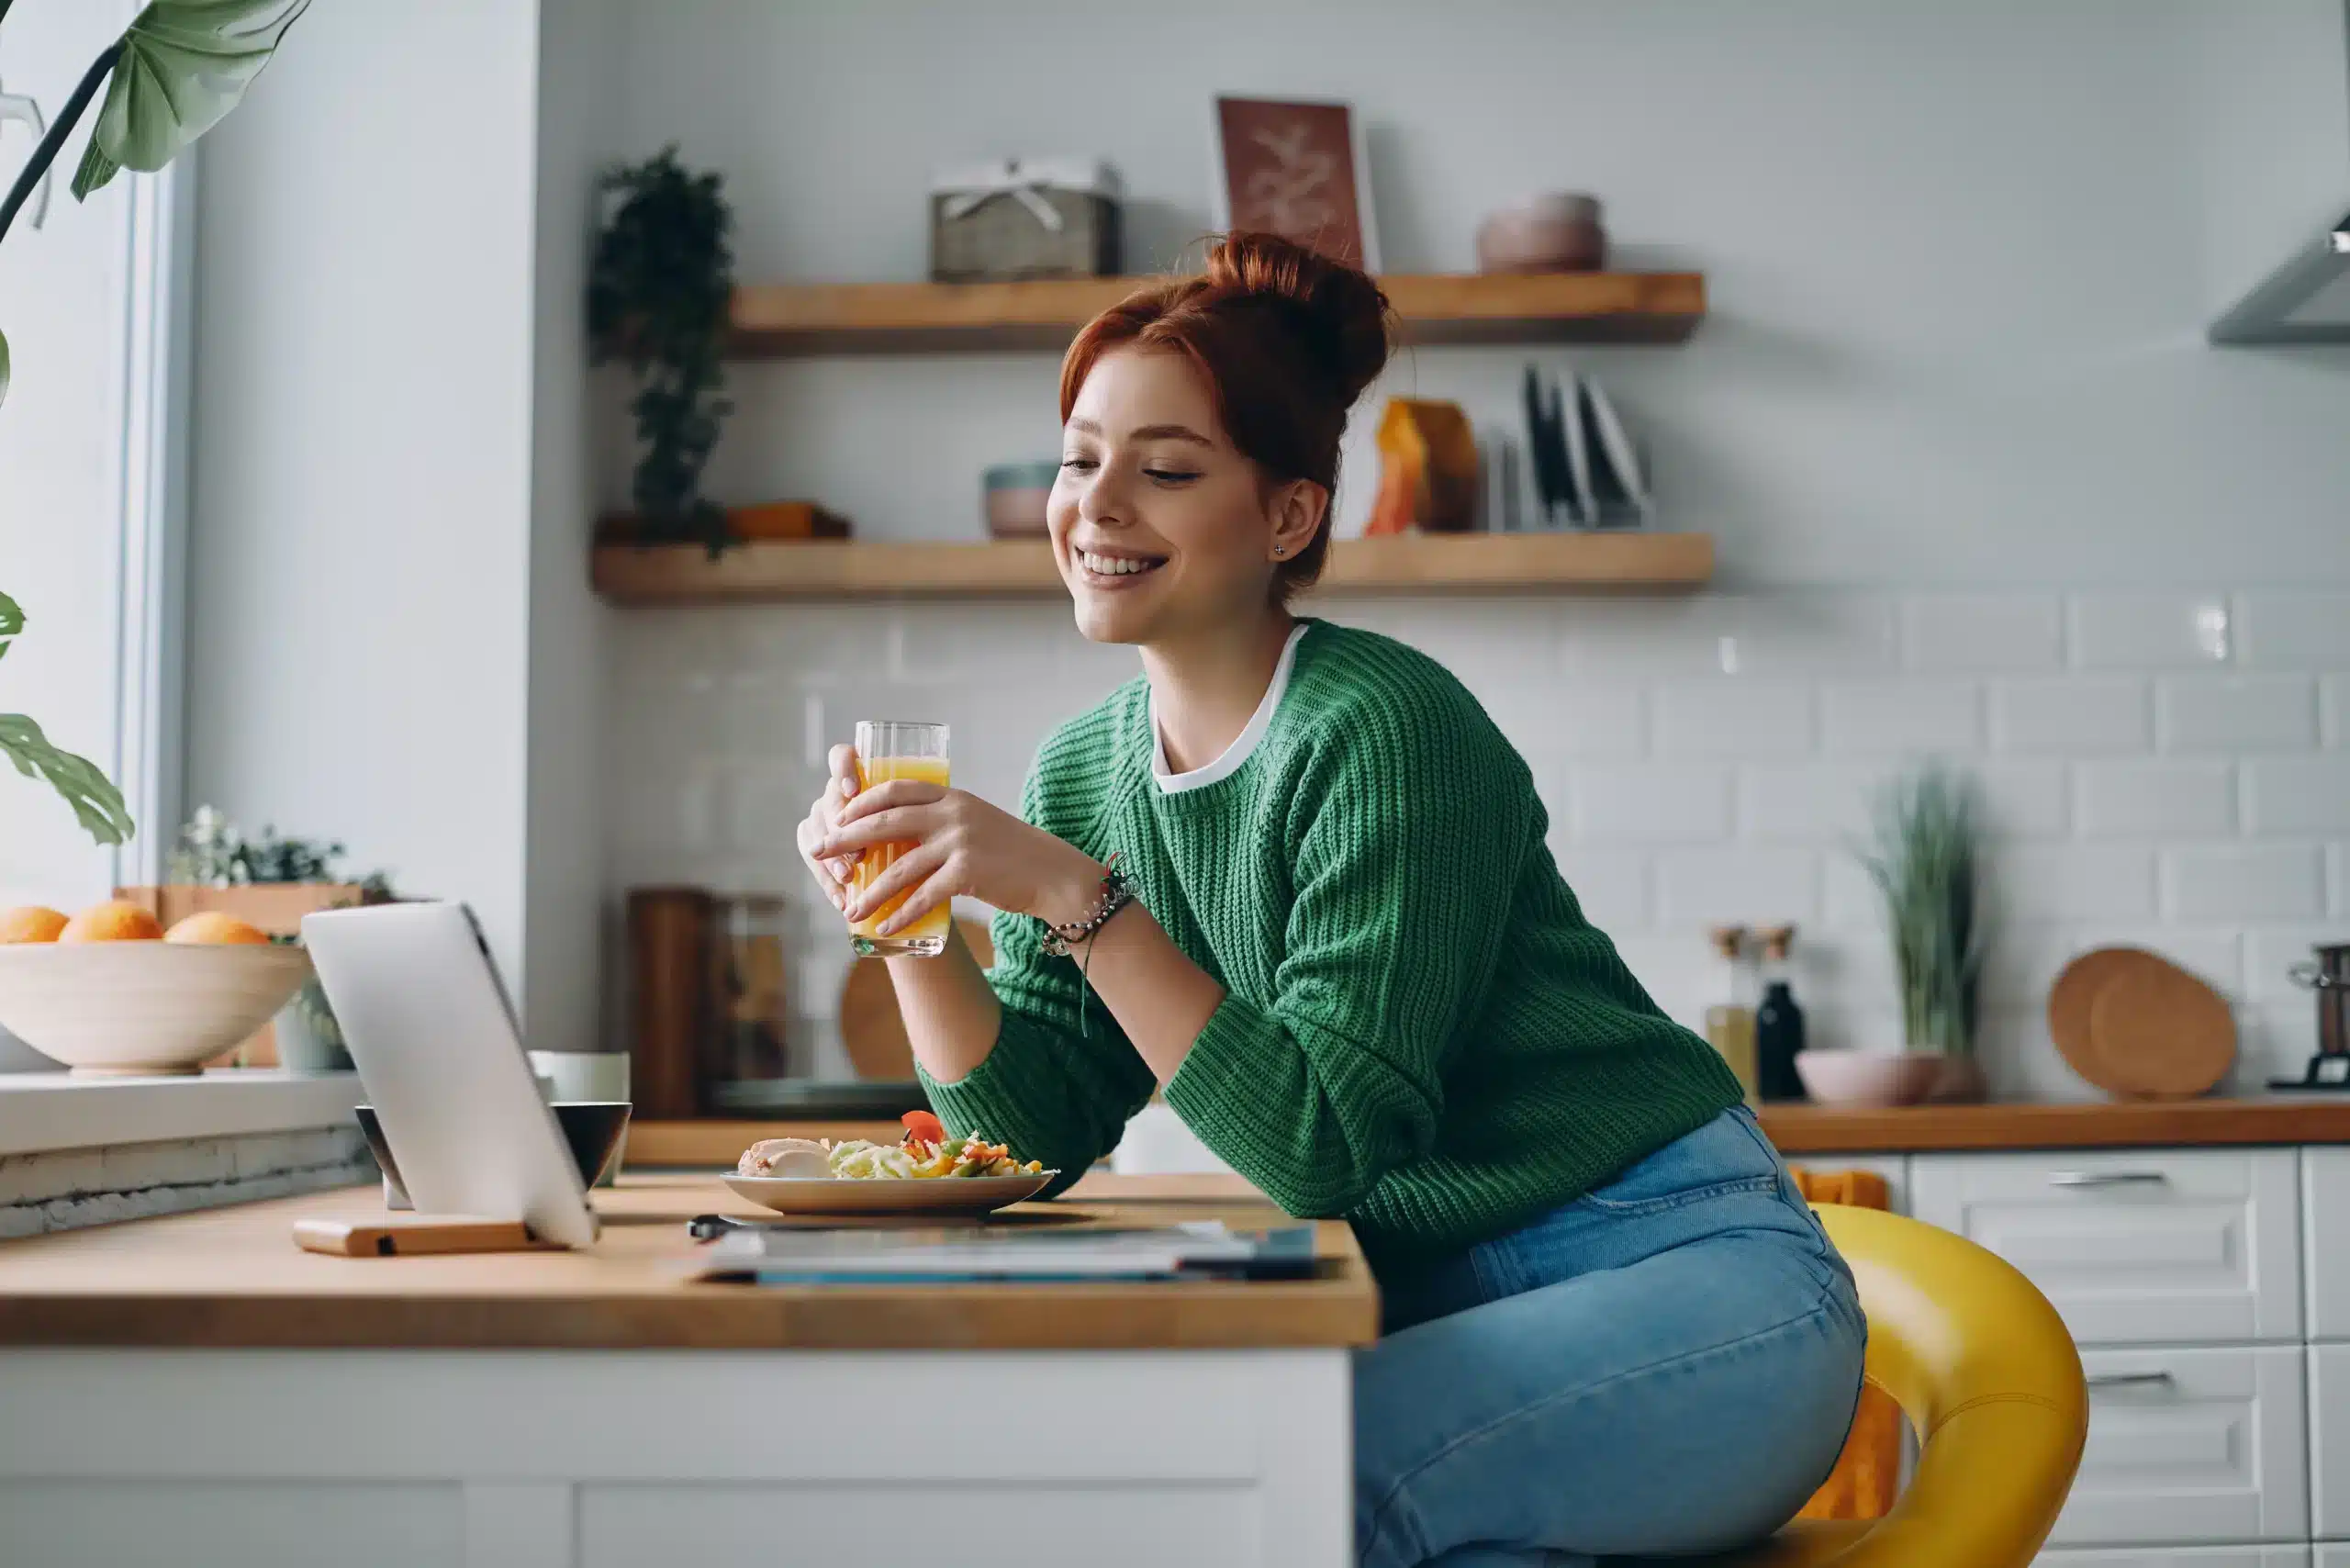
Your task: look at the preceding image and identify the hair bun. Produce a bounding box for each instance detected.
[1203,230,1393,403]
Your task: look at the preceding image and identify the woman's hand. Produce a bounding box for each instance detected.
[793,745,866,914]
[815,760,1105,938]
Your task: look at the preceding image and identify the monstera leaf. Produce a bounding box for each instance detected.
[70,0,311,201]
[0,592,135,846]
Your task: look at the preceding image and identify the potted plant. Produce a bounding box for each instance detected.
[1853,761,1990,1103]
[118,805,395,1070]
[0,3,309,845]
[588,145,740,556]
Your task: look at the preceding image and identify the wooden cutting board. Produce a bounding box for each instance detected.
[838,916,993,1080]
[2049,945,2234,1099]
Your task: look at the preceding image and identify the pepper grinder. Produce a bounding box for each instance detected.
[1755,924,1808,1103]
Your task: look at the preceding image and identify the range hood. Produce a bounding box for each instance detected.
[2209,209,2350,343]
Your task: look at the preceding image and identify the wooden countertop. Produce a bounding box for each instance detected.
[0,1172,1377,1351]
[628,1094,2350,1168]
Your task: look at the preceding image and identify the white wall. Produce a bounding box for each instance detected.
[607,0,2350,586]
[595,1,2350,1099]
[525,0,622,1050]
[187,1,543,994]
[0,2,138,913]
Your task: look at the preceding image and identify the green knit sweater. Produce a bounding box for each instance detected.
[920,620,1742,1266]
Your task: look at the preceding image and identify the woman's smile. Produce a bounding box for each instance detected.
[1072,542,1171,587]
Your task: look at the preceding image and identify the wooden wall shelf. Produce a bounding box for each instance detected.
[728,271,1705,355]
[592,532,1712,604]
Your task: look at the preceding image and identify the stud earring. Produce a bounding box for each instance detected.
[1273,546,1287,557]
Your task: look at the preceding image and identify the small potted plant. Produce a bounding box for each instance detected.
[119,806,395,1070]
[1853,761,1990,1103]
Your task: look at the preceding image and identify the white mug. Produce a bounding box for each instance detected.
[528,1051,632,1186]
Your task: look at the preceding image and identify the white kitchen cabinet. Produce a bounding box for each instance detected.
[2303,1344,2350,1537]
[1909,1149,2302,1344]
[2041,1549,2309,1568]
[2301,1147,2350,1339]
[2042,1346,2307,1547]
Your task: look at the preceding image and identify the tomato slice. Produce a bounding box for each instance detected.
[901,1109,945,1148]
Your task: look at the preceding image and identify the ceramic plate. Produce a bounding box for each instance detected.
[722,1171,1056,1217]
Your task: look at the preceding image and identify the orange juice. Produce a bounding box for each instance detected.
[848,752,953,956]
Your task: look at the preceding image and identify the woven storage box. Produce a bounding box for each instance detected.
[929,158,1121,282]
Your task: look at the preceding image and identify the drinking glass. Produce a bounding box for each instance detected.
[847,720,952,957]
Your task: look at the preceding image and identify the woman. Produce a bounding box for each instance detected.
[798,232,1865,1567]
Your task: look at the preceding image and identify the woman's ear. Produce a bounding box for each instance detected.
[1267,478,1328,562]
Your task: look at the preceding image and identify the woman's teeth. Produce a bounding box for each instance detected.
[1080,550,1161,577]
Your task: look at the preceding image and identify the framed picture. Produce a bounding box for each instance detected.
[1208,95,1380,273]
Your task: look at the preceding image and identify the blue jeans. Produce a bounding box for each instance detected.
[1354,1106,1868,1567]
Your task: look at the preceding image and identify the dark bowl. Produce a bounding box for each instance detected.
[354,1101,631,1207]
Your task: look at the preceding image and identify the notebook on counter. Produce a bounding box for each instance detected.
[688,1220,1319,1284]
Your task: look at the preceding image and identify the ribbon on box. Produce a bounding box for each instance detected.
[934,158,1117,233]
[939,163,1066,231]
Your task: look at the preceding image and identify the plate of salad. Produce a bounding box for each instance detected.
[724,1112,1057,1216]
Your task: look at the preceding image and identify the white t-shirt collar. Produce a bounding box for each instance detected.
[1151,622,1312,794]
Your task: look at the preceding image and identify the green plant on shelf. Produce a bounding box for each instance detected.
[0,1,309,845]
[168,804,392,894]
[1852,760,1989,1058]
[588,143,737,557]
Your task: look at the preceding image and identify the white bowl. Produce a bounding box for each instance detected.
[0,943,314,1076]
[1794,1048,1946,1108]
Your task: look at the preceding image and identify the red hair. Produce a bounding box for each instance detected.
[1058,232,1393,595]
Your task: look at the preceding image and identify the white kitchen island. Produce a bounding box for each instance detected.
[0,1173,1371,1568]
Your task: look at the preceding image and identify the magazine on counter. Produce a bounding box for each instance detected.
[686,1219,1319,1284]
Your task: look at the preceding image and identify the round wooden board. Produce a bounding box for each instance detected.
[2048,946,2168,1093]
[838,915,993,1081]
[2087,958,2235,1099]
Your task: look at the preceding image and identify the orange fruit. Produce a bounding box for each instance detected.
[58,901,165,943]
[0,906,68,944]
[164,912,270,946]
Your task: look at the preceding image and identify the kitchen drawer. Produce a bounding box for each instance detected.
[2303,1147,2350,1338]
[1910,1149,2301,1344]
[2304,1343,2350,1536]
[2042,1551,2308,1568]
[2043,1346,2307,1548]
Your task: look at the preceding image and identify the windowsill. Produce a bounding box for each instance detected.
[0,1070,362,1158]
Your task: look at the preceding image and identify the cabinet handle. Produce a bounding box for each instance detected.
[2087,1371,2177,1390]
[2048,1170,2169,1188]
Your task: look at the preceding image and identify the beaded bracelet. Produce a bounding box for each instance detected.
[1039,853,1135,958]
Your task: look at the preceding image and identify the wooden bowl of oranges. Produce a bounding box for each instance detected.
[0,902,314,1077]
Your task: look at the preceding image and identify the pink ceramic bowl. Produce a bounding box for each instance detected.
[1794,1049,1946,1107]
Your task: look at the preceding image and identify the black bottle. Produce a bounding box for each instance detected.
[1755,924,1807,1102]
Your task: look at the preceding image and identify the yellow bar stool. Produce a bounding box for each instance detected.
[1619,1204,2090,1568]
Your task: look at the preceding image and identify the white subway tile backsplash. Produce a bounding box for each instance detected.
[607,583,2350,1108]
[2156,675,2318,752]
[2073,759,2236,837]
[1975,760,2071,836]
[2244,756,2350,834]
[1900,593,2063,672]
[2067,592,2232,669]
[1655,846,1820,925]
[1655,682,1813,758]
[1564,595,1897,678]
[1528,685,1648,758]
[1818,681,1982,754]
[2003,844,2157,920]
[2163,844,2325,920]
[1550,844,1652,930]
[2237,591,2350,669]
[1740,762,1874,841]
[1988,678,2150,754]
[1570,764,1732,841]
